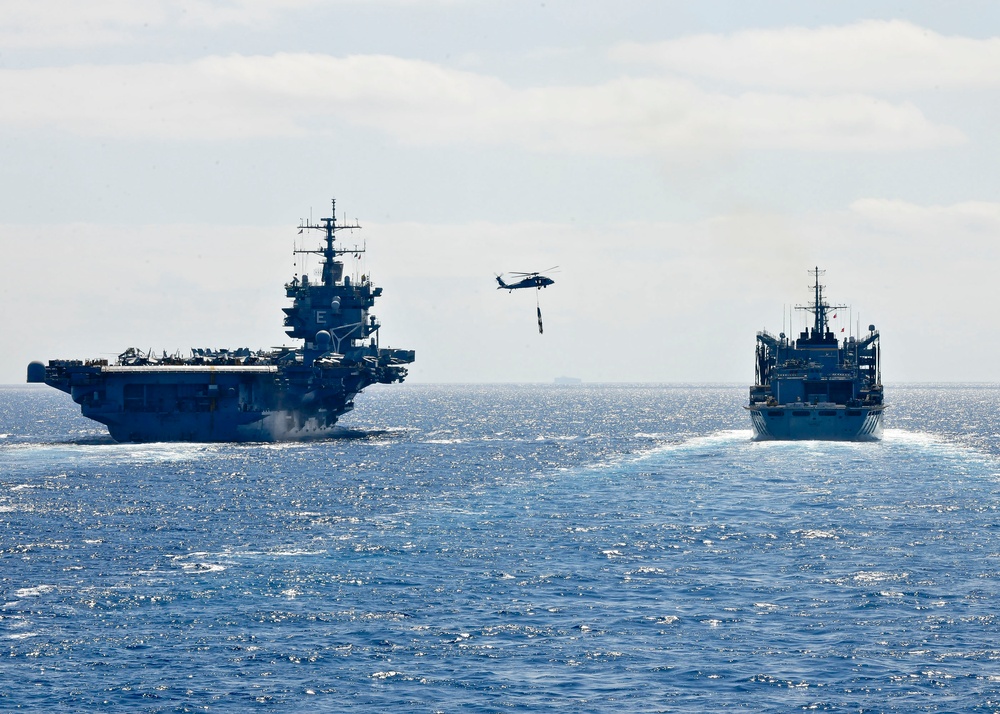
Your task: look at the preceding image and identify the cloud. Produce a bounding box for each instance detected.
[0,1,165,48]
[0,0,463,47]
[610,20,1000,92]
[6,200,1000,383]
[2,215,807,383]
[0,53,964,152]
[850,198,1000,233]
[848,199,1000,267]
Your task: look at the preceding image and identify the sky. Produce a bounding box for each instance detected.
[3,0,1000,384]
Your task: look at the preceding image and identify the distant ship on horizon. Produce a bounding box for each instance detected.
[746,268,884,441]
[554,376,582,385]
[27,200,415,443]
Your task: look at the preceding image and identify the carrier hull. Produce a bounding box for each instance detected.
[40,363,381,443]
[97,409,349,443]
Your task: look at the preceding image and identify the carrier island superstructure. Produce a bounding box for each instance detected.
[747,268,883,441]
[27,201,415,442]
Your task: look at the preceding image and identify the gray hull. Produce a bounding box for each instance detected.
[748,404,884,441]
[42,364,371,443]
[97,408,351,443]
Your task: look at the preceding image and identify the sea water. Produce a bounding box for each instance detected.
[2,383,1000,712]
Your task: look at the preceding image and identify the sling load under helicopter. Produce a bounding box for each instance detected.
[496,268,557,334]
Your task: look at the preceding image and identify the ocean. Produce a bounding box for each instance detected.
[2,383,1000,712]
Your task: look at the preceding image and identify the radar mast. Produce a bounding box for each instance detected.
[796,267,847,339]
[295,199,364,287]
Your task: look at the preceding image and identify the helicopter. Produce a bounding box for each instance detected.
[495,268,558,334]
[495,268,557,291]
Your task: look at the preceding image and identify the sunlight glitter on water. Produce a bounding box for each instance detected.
[3,384,1000,712]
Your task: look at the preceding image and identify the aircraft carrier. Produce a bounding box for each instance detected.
[27,201,414,442]
[746,268,883,441]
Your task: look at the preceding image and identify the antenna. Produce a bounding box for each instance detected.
[295,198,365,287]
[795,266,847,338]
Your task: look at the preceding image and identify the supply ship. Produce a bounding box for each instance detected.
[747,268,883,440]
[27,201,415,442]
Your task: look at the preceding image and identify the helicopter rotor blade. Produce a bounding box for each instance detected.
[508,266,559,277]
